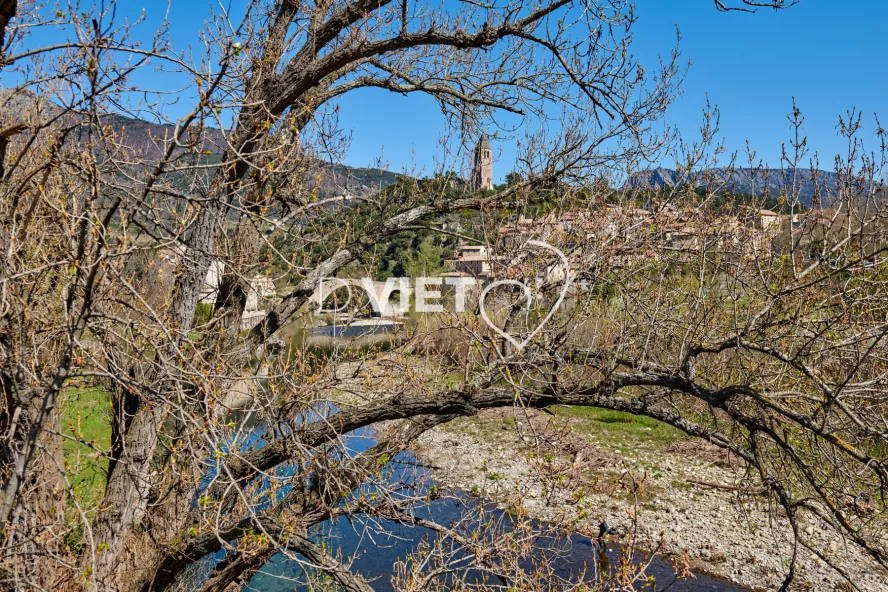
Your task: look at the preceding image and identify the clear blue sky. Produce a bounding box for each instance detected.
[332,0,888,179]
[630,0,887,174]
[13,1,887,180]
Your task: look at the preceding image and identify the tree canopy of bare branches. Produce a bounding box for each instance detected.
[5,1,888,592]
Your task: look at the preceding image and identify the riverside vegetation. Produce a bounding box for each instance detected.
[1,1,888,592]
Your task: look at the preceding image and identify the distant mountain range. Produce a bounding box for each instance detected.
[109,112,407,197]
[629,167,845,206]
[2,91,401,199]
[103,113,401,198]
[5,92,864,205]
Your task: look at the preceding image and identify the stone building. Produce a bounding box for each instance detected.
[445,243,494,278]
[472,134,493,190]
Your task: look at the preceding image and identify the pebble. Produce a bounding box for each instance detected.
[413,414,886,592]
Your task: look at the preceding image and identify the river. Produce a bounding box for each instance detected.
[242,426,749,591]
[187,324,752,591]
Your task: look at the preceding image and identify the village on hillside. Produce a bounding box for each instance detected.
[185,135,887,330]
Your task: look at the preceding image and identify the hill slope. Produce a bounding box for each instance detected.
[1,91,401,198]
[106,112,401,198]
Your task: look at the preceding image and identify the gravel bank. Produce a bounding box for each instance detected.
[413,409,887,592]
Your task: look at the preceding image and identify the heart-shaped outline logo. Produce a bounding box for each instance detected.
[479,239,572,351]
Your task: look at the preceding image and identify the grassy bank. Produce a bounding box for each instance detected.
[59,386,111,515]
[550,406,685,448]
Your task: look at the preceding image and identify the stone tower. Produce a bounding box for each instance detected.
[472,134,493,190]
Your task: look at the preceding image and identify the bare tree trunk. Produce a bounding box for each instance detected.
[0,1,17,51]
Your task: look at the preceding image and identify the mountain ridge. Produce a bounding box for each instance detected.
[6,91,857,205]
[103,112,401,198]
[629,167,846,206]
[0,91,401,199]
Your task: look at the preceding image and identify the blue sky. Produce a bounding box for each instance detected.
[13,1,887,181]
[332,0,887,179]
[631,1,887,174]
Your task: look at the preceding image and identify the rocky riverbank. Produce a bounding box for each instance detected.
[412,407,887,592]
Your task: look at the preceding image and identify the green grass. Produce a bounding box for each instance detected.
[193,302,213,327]
[59,386,111,514]
[551,406,685,447]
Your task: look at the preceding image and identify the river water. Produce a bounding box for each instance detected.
[239,427,749,592]
[189,325,751,591]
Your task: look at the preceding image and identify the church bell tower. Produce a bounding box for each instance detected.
[472,134,493,190]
